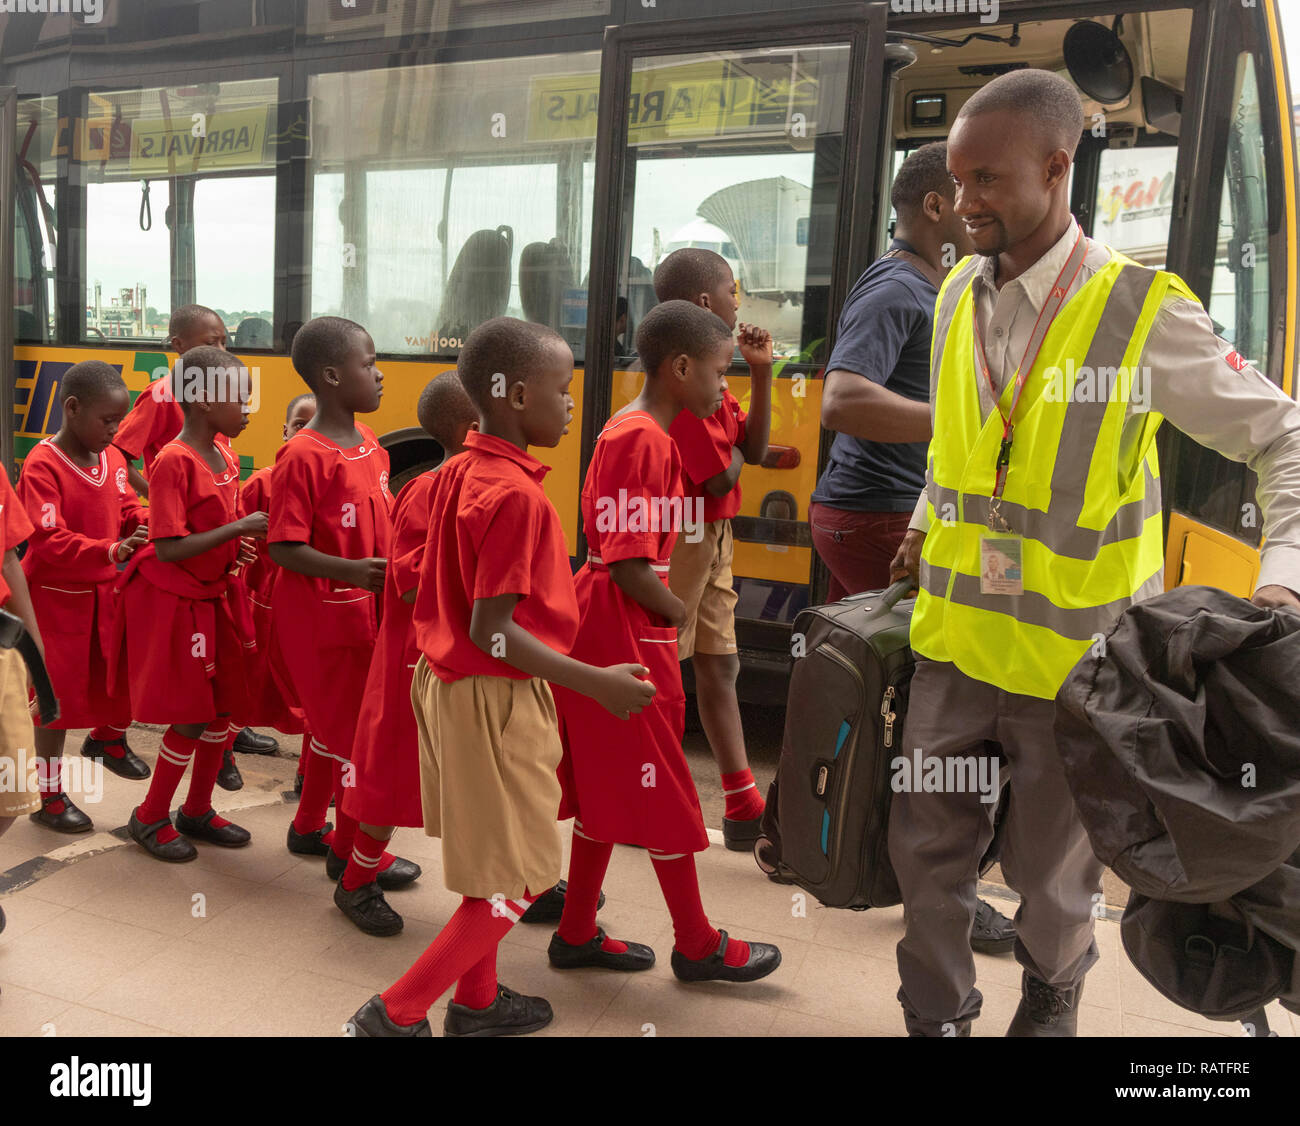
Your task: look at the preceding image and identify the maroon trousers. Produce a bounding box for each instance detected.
[809,502,913,604]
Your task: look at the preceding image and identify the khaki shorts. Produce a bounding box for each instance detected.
[412,659,563,900]
[669,518,738,660]
[0,646,41,817]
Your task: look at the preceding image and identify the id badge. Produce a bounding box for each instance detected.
[979,533,1024,596]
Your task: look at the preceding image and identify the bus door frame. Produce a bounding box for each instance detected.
[579,2,892,596]
[2,86,16,475]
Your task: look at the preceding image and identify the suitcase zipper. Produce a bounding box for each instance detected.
[881,685,896,748]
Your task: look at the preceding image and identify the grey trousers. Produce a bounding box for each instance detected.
[888,658,1104,1035]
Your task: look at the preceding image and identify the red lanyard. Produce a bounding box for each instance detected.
[973,228,1088,502]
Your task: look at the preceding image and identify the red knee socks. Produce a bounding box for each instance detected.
[452,948,499,1011]
[651,852,750,966]
[341,827,390,891]
[180,722,235,826]
[136,727,202,841]
[381,892,536,1026]
[293,737,337,836]
[89,724,129,758]
[722,768,765,822]
[557,830,626,954]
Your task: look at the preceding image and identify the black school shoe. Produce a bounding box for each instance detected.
[519,880,606,925]
[334,880,404,936]
[80,734,150,780]
[175,807,251,848]
[324,848,421,889]
[233,727,278,755]
[970,898,1017,955]
[723,814,764,852]
[348,995,431,1038]
[287,821,334,857]
[670,930,782,984]
[444,985,553,1037]
[1006,972,1084,1037]
[215,748,243,792]
[128,810,197,863]
[548,927,656,972]
[30,792,93,834]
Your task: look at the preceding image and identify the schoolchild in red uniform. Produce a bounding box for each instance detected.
[269,317,416,900]
[348,318,654,1037]
[336,373,479,935]
[115,346,265,861]
[238,393,315,741]
[19,362,150,834]
[551,300,781,982]
[656,248,774,850]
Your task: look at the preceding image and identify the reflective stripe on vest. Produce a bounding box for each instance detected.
[911,250,1198,700]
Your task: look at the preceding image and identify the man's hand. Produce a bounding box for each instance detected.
[889,528,926,589]
[1251,584,1300,613]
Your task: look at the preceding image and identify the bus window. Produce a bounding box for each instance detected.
[1092,143,1179,269]
[81,78,279,343]
[307,53,599,356]
[302,0,610,40]
[1205,54,1270,373]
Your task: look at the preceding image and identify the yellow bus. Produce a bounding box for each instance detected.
[3,0,1296,697]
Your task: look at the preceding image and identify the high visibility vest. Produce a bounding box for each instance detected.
[911,249,1197,701]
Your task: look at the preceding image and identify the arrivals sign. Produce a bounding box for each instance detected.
[128,107,272,175]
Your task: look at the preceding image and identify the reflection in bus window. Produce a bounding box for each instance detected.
[1207,53,1270,373]
[307,53,599,356]
[619,45,851,364]
[81,78,279,342]
[15,96,58,343]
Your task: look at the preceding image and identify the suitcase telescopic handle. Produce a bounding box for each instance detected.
[871,578,915,617]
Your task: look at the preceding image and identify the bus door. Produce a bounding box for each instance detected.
[2,86,17,475]
[583,2,890,694]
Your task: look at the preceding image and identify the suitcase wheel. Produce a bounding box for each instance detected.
[754,835,778,875]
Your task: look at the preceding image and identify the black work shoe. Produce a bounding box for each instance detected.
[519,880,606,925]
[548,927,655,972]
[670,930,782,984]
[970,898,1017,955]
[347,994,431,1037]
[334,879,404,936]
[215,748,243,792]
[325,848,421,889]
[233,727,278,755]
[80,734,150,780]
[1006,972,1084,1037]
[444,985,553,1037]
[175,807,251,848]
[31,792,93,834]
[0,902,5,935]
[723,813,764,852]
[128,810,197,863]
[287,821,333,857]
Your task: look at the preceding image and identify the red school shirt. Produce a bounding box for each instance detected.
[413,430,579,683]
[0,472,35,607]
[145,439,242,584]
[19,439,147,586]
[113,377,231,477]
[268,423,394,646]
[667,390,748,523]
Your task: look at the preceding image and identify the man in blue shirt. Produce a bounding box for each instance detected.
[812,142,1016,956]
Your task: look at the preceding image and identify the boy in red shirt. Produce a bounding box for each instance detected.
[656,248,774,850]
[348,318,653,1037]
[114,346,266,861]
[269,317,416,915]
[19,362,150,834]
[550,300,781,982]
[336,373,479,935]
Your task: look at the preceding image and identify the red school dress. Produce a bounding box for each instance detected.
[268,423,393,762]
[236,465,306,734]
[109,440,252,725]
[553,410,709,854]
[18,439,147,728]
[343,469,438,828]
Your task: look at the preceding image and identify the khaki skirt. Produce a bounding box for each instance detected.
[0,647,41,817]
[412,658,563,899]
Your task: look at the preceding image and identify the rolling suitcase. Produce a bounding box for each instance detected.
[755,580,1007,909]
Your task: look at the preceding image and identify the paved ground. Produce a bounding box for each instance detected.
[0,722,1293,1038]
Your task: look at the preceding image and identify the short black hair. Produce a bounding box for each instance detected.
[457,317,567,411]
[174,346,246,414]
[417,372,478,448]
[60,360,126,406]
[891,142,953,220]
[168,304,223,347]
[635,300,733,378]
[958,69,1085,157]
[653,248,733,304]
[285,392,316,424]
[290,316,370,393]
